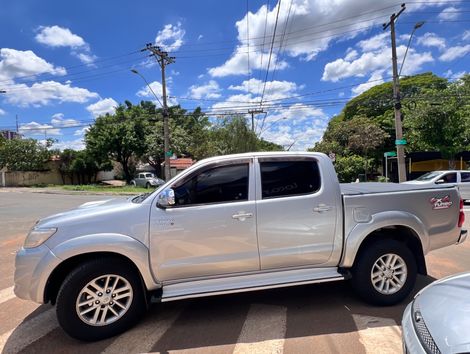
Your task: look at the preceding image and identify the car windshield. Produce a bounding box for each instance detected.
[415,171,443,181]
[131,192,152,203]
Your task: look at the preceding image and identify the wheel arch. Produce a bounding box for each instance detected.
[341,212,429,275]
[45,234,161,304]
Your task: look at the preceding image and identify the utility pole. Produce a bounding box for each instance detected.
[142,43,175,181]
[248,109,265,132]
[15,114,19,133]
[384,3,407,183]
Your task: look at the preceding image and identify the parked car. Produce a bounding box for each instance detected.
[130,172,165,188]
[402,271,470,353]
[403,170,470,200]
[14,152,467,341]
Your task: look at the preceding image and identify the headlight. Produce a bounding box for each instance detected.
[24,228,57,249]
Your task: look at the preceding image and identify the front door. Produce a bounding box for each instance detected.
[149,159,260,281]
[255,157,339,270]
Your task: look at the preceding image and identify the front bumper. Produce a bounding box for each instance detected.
[402,302,427,354]
[14,244,61,303]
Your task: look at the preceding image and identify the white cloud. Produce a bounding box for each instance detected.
[136,81,178,106]
[72,52,97,65]
[438,7,460,21]
[351,71,384,96]
[74,127,90,136]
[188,80,221,99]
[0,48,66,81]
[35,25,86,48]
[439,45,470,61]
[86,98,118,117]
[155,22,185,51]
[344,48,358,61]
[444,69,467,80]
[50,113,80,127]
[357,33,389,52]
[260,105,329,150]
[4,81,98,107]
[19,121,61,136]
[322,42,433,82]
[417,32,446,50]
[50,138,86,151]
[208,46,288,77]
[0,108,5,115]
[229,78,297,96]
[463,30,470,41]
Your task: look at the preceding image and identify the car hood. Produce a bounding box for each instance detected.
[36,197,133,227]
[415,272,470,353]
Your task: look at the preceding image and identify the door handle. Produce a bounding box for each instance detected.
[313,204,332,213]
[232,212,253,221]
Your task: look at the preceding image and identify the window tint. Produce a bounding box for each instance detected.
[173,164,249,206]
[260,160,321,199]
[442,173,457,183]
[145,173,153,178]
[139,174,144,179]
[461,172,470,182]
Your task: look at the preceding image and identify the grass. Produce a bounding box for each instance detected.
[58,185,151,194]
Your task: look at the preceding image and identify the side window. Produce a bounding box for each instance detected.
[173,163,249,206]
[461,172,470,182]
[139,174,144,179]
[260,159,321,199]
[442,173,457,183]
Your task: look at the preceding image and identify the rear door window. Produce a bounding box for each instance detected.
[461,172,470,182]
[259,159,321,199]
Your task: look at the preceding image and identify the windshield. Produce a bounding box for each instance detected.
[415,171,443,181]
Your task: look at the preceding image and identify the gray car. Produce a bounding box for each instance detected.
[130,172,165,188]
[402,272,470,353]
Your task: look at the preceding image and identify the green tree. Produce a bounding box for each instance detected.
[334,155,370,183]
[0,138,51,171]
[85,103,149,183]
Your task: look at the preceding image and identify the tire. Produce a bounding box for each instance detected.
[145,182,150,189]
[130,181,136,187]
[56,258,146,341]
[351,239,417,306]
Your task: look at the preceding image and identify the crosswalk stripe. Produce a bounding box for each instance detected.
[233,304,287,354]
[0,308,58,354]
[0,287,15,306]
[352,314,402,354]
[101,307,182,354]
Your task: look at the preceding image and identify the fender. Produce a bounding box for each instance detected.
[50,233,161,291]
[340,210,429,268]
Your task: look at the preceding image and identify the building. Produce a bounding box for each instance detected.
[1,130,21,140]
[161,158,194,178]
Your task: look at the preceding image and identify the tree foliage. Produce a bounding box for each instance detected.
[0,138,51,171]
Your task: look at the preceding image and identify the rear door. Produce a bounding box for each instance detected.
[255,156,338,270]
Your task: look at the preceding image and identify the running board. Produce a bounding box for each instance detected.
[161,267,344,302]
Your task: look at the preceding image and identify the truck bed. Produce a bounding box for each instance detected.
[340,182,455,196]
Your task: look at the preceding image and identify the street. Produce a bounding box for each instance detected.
[1,190,469,354]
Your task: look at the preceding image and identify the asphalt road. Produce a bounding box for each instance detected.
[0,190,469,354]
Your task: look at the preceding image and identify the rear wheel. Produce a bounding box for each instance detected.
[145,182,151,189]
[351,239,417,306]
[56,258,146,341]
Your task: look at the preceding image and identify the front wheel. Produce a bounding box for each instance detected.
[56,258,146,341]
[351,239,417,306]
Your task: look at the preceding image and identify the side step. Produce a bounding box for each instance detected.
[161,267,345,302]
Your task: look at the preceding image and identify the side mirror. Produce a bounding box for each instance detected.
[157,188,175,208]
[435,179,445,184]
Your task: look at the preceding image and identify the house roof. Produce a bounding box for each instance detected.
[161,158,194,169]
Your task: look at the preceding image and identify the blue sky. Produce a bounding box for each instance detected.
[0,0,468,151]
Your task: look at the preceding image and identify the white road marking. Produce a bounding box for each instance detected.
[0,287,15,306]
[0,308,58,354]
[233,304,287,354]
[352,314,402,354]
[101,307,182,354]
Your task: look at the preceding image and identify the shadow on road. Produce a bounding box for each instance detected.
[3,274,436,354]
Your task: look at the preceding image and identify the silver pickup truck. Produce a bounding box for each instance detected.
[14,152,467,341]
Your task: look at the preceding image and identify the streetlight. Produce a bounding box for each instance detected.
[399,21,425,76]
[131,69,169,180]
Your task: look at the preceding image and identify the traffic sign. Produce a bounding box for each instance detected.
[395,139,407,145]
[384,151,397,157]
